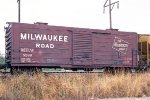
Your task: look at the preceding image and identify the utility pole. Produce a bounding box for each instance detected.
[17,0,21,23]
[103,0,119,29]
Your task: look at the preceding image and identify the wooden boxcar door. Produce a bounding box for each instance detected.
[72,31,93,66]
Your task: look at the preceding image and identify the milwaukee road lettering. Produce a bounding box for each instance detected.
[20,33,69,49]
[112,37,129,54]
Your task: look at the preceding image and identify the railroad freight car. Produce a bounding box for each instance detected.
[138,34,150,68]
[5,22,138,72]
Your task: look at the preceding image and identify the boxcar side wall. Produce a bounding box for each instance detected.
[111,31,138,67]
[71,30,93,66]
[6,22,138,69]
[93,32,112,66]
[93,30,138,68]
[11,23,72,67]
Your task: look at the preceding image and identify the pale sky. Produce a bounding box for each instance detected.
[0,0,150,54]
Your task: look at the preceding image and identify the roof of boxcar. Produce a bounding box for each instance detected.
[6,22,137,34]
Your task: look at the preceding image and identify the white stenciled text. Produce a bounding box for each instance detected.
[20,33,69,49]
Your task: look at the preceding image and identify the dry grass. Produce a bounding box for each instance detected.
[0,72,149,100]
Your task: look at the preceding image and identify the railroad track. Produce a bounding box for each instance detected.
[0,68,105,77]
[0,67,149,78]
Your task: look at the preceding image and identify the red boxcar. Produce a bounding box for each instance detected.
[5,22,138,69]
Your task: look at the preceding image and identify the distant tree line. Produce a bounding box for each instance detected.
[0,54,5,64]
